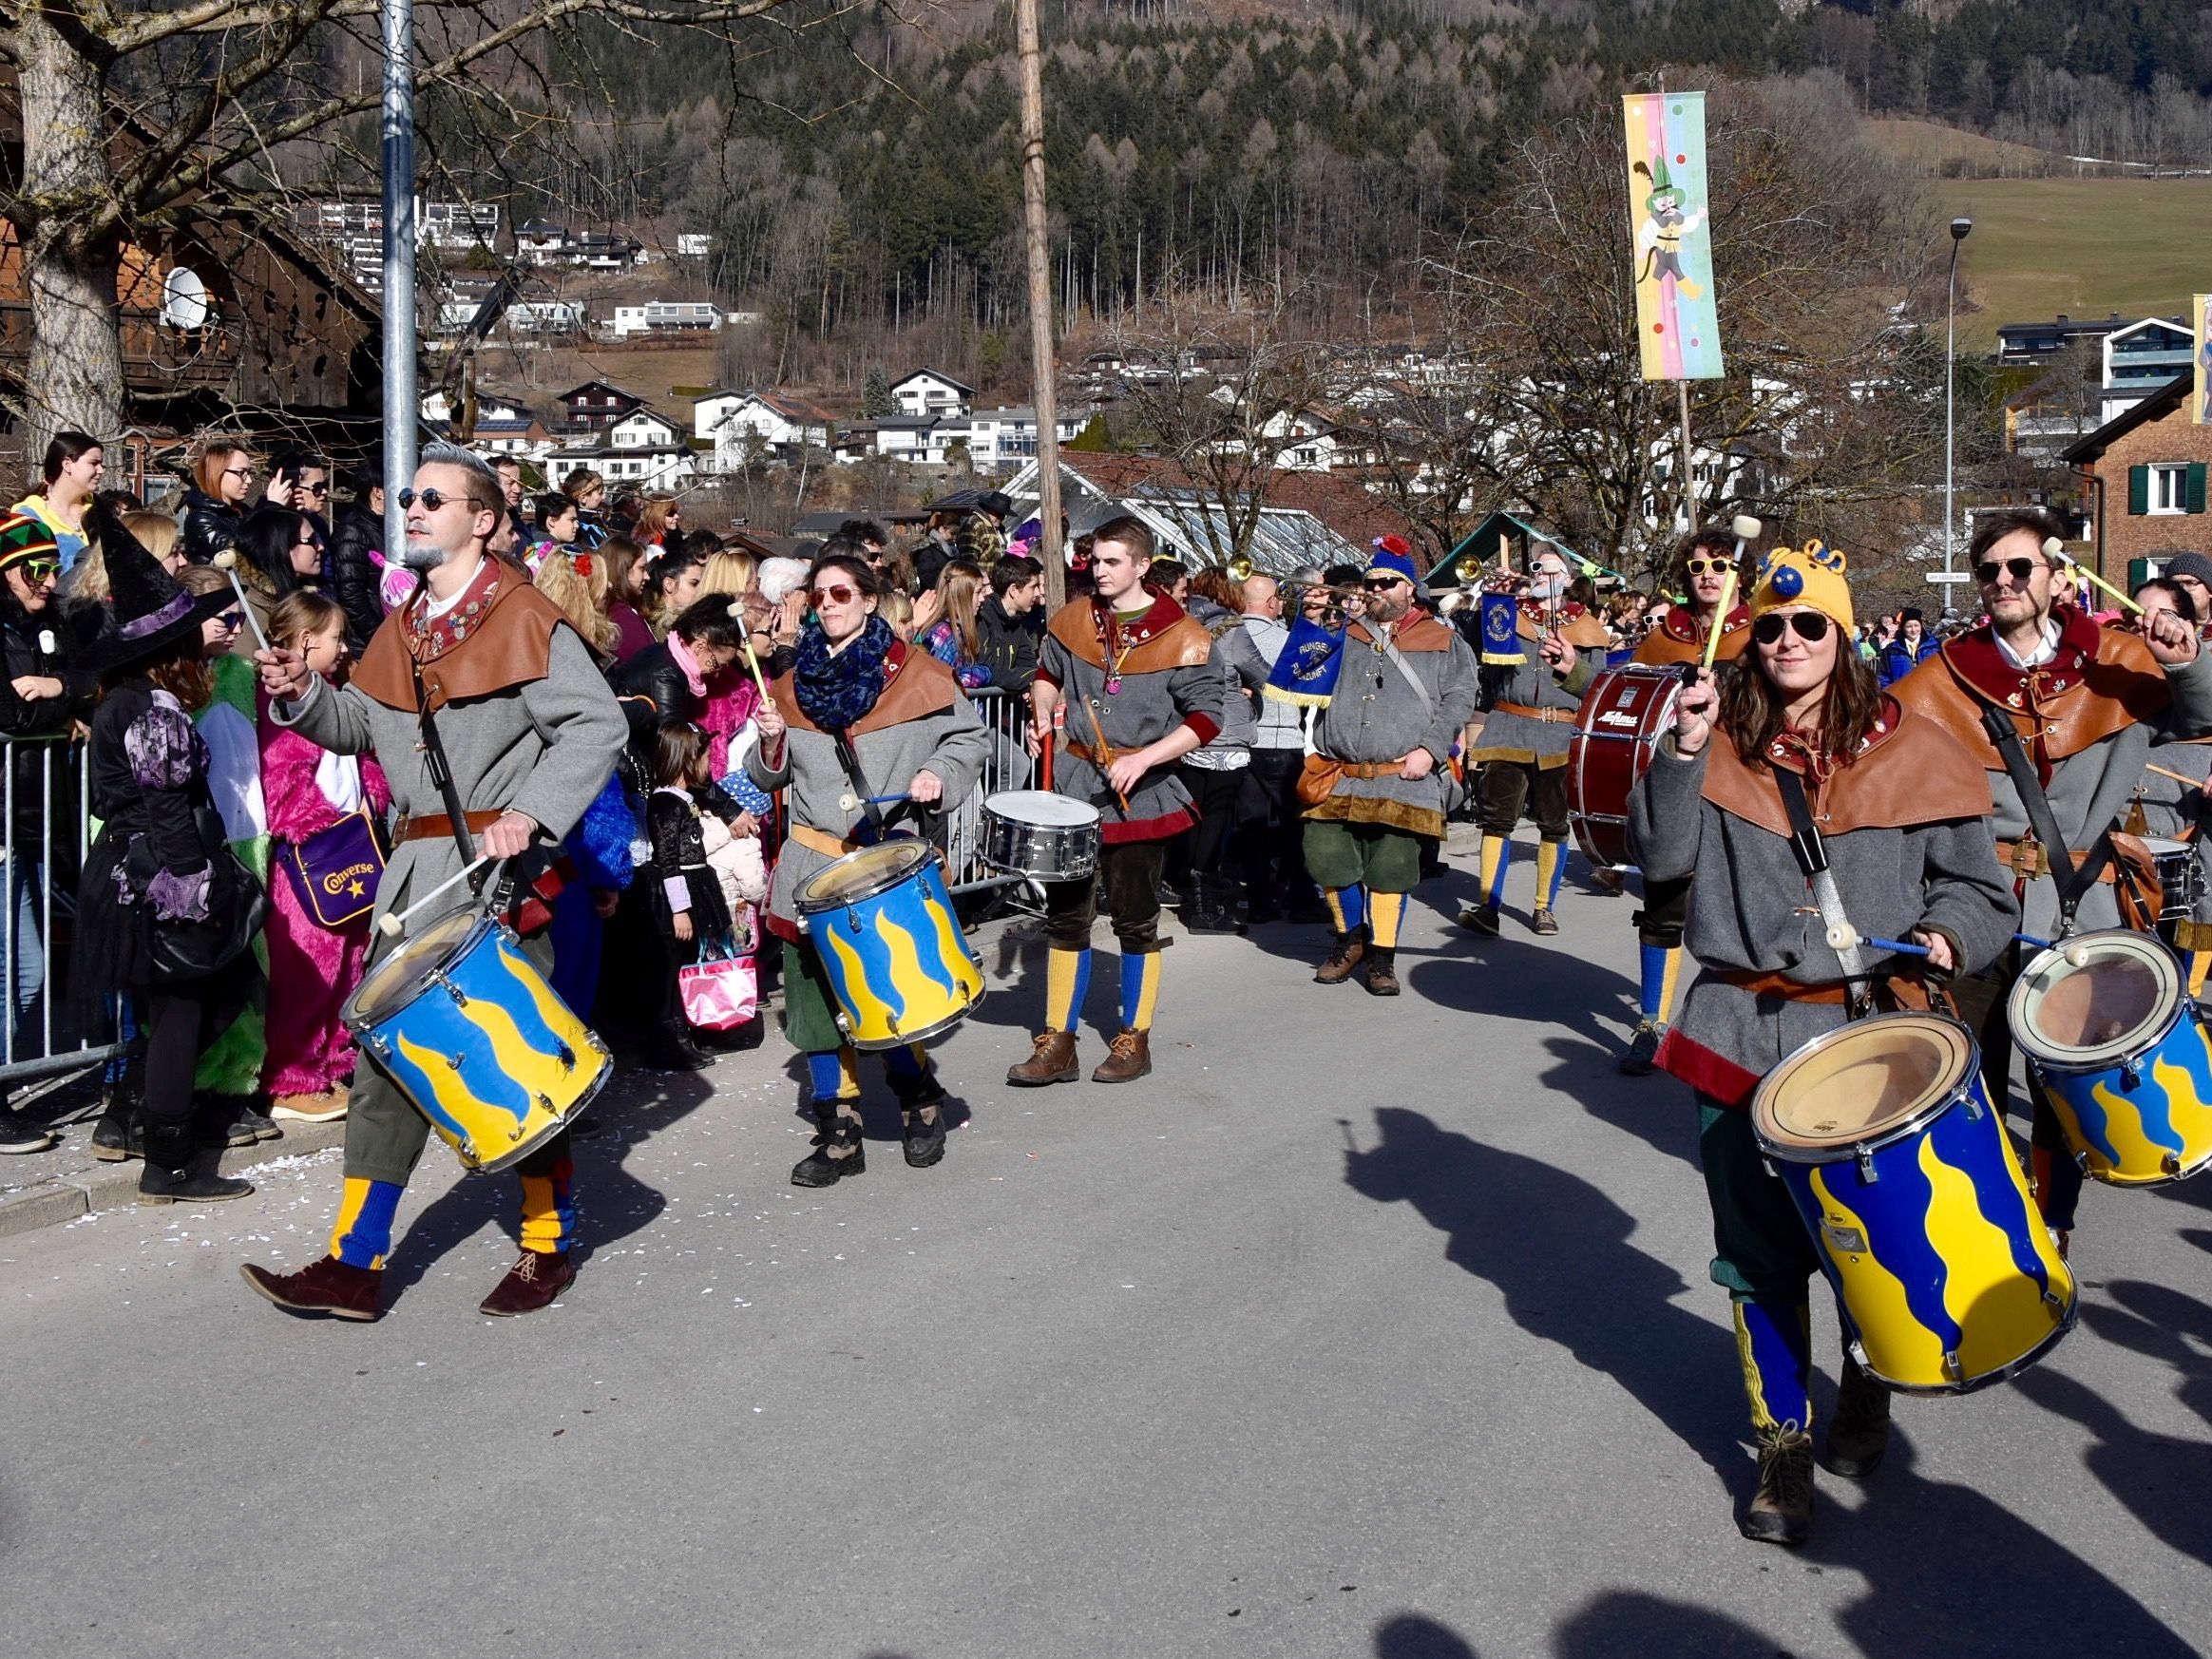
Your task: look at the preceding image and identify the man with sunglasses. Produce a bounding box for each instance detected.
[1460,543,1611,940]
[1012,515,1224,1086]
[1298,538,1479,995]
[1892,504,2212,1255]
[240,442,627,1323]
[1614,526,1756,1073]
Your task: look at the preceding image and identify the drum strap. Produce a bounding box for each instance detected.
[410,654,485,878]
[1976,704,2111,928]
[1773,768,1873,1015]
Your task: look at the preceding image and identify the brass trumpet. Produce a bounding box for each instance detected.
[1226,552,1256,582]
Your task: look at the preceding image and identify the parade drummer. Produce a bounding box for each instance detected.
[241,443,628,1323]
[1890,506,2212,1255]
[1300,539,1479,996]
[1629,541,2014,1548]
[748,552,988,1187]
[1459,544,1611,939]
[1618,525,1755,1076]
[2128,575,2212,994]
[1010,515,1223,1087]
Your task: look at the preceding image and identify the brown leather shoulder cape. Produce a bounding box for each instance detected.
[1701,698,1993,837]
[1046,589,1212,674]
[351,563,566,713]
[1348,613,1458,654]
[771,639,961,739]
[1892,607,2170,769]
[1634,604,1750,667]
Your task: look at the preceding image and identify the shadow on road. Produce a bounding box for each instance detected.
[1404,936,1636,1051]
[1531,1031,1702,1172]
[1340,1106,1738,1478]
[1374,1611,1478,1658]
[1553,1590,1790,1657]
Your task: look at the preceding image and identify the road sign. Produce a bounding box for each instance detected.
[1926,571,1972,585]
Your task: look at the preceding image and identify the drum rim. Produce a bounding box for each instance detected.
[982,790,1103,827]
[341,906,495,1032]
[2007,928,2183,1070]
[1752,1013,1981,1161]
[794,839,937,910]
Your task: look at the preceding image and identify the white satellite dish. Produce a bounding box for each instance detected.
[160,266,208,330]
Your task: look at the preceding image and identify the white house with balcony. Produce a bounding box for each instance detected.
[608,407,683,450]
[609,300,723,338]
[2101,316,2196,424]
[889,369,973,421]
[696,391,837,472]
[962,406,1094,472]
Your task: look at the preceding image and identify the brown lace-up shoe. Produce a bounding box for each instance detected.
[1531,906,1560,936]
[1314,933,1366,984]
[1362,947,1401,997]
[1007,1030,1079,1086]
[240,1256,383,1322]
[479,1249,575,1317]
[1741,1421,1815,1546]
[1092,1029,1153,1083]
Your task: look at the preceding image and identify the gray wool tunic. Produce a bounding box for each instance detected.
[747,657,990,929]
[272,622,628,925]
[1629,725,2016,1105]
[1309,614,1482,828]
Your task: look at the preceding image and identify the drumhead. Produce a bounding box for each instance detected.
[2010,929,2179,1067]
[1753,1014,1973,1156]
[2142,837,2191,859]
[348,906,483,1025]
[983,791,1101,828]
[795,840,931,910]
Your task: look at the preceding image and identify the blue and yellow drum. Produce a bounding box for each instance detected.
[1752,1013,2075,1395]
[2010,928,2212,1186]
[343,906,609,1173]
[795,841,983,1050]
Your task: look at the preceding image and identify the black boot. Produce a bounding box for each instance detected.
[139,1117,254,1205]
[790,1105,866,1189]
[1822,1353,1894,1478]
[90,1072,144,1163]
[1183,874,1241,935]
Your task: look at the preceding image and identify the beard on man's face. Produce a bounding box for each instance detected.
[401,537,448,572]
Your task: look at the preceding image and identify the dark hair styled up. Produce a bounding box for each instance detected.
[838,519,888,546]
[992,553,1043,593]
[1091,515,1157,563]
[42,430,102,486]
[534,492,574,528]
[1715,633,1885,769]
[235,504,316,599]
[1968,505,2069,568]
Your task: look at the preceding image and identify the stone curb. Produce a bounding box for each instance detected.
[0,1118,352,1242]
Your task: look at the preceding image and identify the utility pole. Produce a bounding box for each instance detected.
[380,0,418,561]
[1016,0,1065,607]
[1938,216,1973,613]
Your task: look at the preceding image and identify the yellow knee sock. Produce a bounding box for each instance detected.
[1368,891,1406,949]
[1535,840,1566,910]
[2191,953,2209,1000]
[517,1156,577,1256]
[1478,835,1509,907]
[1045,947,1091,1033]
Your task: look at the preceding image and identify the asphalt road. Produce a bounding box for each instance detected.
[5,838,2209,1658]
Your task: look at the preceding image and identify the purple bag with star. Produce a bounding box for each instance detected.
[278,808,390,929]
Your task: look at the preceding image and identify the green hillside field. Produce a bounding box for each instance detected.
[1935,177,2212,347]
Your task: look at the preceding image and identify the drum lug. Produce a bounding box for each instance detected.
[1846,1338,1870,1371]
[2042,1288,2066,1311]
[2163,1152,2183,1177]
[1962,1093,1984,1121]
[1854,1144,1878,1184]
[448,1052,467,1072]
[556,1041,576,1071]
[2074,1151,2092,1173]
[2121,1058,2142,1090]
[368,1034,391,1060]
[1942,1349,1964,1383]
[845,905,862,935]
[537,1094,555,1117]
[508,1119,525,1142]
[431,970,467,1007]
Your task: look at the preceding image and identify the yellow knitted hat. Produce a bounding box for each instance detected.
[1749,540,1854,635]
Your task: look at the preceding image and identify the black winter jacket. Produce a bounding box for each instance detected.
[613,640,700,752]
[327,504,387,653]
[0,600,95,863]
[975,594,1041,693]
[179,487,241,565]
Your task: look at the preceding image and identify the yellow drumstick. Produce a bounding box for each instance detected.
[2045,537,2142,617]
[2144,762,2207,789]
[726,600,774,701]
[1700,568,1738,673]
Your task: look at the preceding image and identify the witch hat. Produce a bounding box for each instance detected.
[81,503,232,674]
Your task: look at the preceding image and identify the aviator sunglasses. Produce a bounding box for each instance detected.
[1750,611,1831,646]
[810,583,859,606]
[1974,556,2044,586]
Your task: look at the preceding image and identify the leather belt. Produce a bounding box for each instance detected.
[1494,702,1574,723]
[1710,968,1851,1005]
[1319,759,1404,779]
[1993,838,2117,884]
[399,810,501,845]
[789,824,859,860]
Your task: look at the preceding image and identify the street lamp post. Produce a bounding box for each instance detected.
[1943,217,1972,588]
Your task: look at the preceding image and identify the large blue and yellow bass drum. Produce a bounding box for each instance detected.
[2009,928,2212,1186]
[1752,1013,2075,1395]
[343,906,610,1173]
[795,841,983,1050]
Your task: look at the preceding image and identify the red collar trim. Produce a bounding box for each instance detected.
[1661,602,1748,644]
[1092,585,1185,649]
[1758,696,1902,778]
[1938,605,2100,706]
[402,555,505,662]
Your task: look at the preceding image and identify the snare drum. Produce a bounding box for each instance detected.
[1567,664,1680,868]
[2008,928,2212,1185]
[2143,837,2202,944]
[795,841,983,1050]
[1752,1013,2075,1394]
[981,791,1101,882]
[343,906,610,1173]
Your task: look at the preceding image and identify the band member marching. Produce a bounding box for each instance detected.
[749,553,989,1186]
[241,444,628,1321]
[1302,540,1479,995]
[1890,506,2212,1254]
[1630,542,2014,1546]
[1460,544,1610,938]
[1012,516,1224,1086]
[1618,526,1754,1075]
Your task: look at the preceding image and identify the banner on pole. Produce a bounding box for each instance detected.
[2196,294,2210,424]
[1623,92,1724,382]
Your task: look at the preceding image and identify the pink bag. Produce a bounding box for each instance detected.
[678,939,757,1032]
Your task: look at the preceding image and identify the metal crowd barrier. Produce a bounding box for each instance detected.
[944,685,1035,896]
[0,733,122,1090]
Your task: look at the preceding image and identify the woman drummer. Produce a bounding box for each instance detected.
[749,551,989,1187]
[1628,542,2014,1549]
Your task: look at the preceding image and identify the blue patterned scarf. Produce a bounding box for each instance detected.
[793,613,895,732]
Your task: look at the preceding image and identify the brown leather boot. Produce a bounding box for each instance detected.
[1314,932,1366,984]
[1092,1028,1153,1083]
[1007,1030,1079,1086]
[1740,1421,1815,1546]
[239,1256,383,1322]
[479,1249,576,1316]
[1362,946,1401,997]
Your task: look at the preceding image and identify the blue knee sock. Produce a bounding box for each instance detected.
[1325,884,1366,935]
[1119,952,1162,1032]
[329,1177,405,1269]
[1638,944,1680,1023]
[884,1041,926,1081]
[1732,1297,1814,1434]
[807,1049,858,1103]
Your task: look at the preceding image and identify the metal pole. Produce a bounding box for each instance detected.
[1015,0,1064,609]
[380,0,418,561]
[1675,380,1698,534]
[1944,241,1957,583]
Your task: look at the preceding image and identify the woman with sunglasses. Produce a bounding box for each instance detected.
[227,505,324,654]
[1630,542,2014,1549]
[748,551,989,1187]
[181,439,255,565]
[1616,526,1757,1076]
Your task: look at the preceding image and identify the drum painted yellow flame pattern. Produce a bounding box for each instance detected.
[2040,1033,2212,1186]
[1783,1078,2075,1393]
[804,855,983,1050]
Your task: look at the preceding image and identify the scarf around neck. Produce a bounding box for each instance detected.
[794,613,895,732]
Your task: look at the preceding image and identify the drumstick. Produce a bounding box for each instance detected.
[1080,696,1132,811]
[2046,537,2143,617]
[2144,762,2205,789]
[377,855,494,938]
[210,550,274,655]
[1700,568,1738,674]
[725,601,774,702]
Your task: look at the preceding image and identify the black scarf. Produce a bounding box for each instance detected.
[793,613,895,732]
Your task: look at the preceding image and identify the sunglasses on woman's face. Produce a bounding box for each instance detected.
[810,584,857,606]
[1974,556,2043,586]
[217,611,244,630]
[17,559,59,584]
[1751,611,1831,646]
